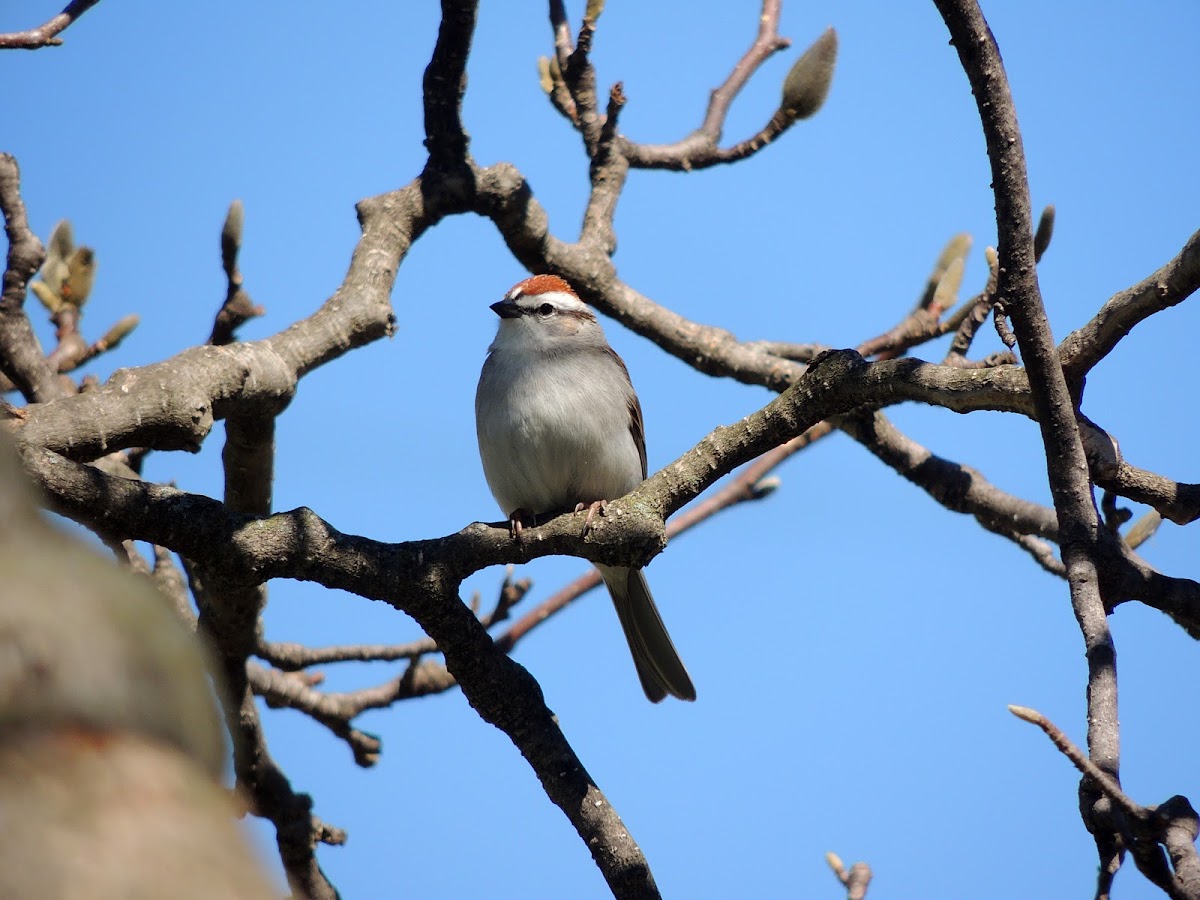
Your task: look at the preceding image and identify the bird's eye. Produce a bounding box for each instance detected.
[537,303,554,317]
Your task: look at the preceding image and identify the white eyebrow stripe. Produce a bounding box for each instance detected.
[522,290,589,313]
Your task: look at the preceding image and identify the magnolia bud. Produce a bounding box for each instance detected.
[60,247,96,307]
[39,219,74,298]
[1034,204,1055,261]
[221,199,244,280]
[932,256,965,313]
[780,28,838,122]
[30,280,62,313]
[99,314,140,350]
[537,56,554,94]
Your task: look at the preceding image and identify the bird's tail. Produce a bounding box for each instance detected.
[598,565,696,703]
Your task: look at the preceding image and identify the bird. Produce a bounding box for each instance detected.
[475,274,696,703]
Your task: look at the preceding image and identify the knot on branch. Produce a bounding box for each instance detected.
[803,347,868,386]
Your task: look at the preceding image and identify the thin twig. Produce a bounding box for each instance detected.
[698,0,790,141]
[0,0,101,50]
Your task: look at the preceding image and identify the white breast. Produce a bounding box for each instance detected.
[475,348,643,518]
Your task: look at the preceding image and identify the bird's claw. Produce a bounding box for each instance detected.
[508,508,535,542]
[575,499,608,537]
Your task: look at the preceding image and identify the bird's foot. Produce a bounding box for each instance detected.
[508,508,536,542]
[574,499,608,537]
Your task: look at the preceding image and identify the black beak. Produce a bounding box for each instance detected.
[490,299,521,319]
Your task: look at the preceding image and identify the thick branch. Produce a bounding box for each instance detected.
[10,177,443,460]
[422,0,478,169]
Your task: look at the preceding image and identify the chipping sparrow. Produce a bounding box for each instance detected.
[475,275,696,703]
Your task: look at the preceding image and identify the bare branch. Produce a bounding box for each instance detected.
[210,200,264,345]
[497,423,819,653]
[423,0,479,169]
[249,662,383,768]
[1079,414,1200,527]
[700,1,791,140]
[934,0,1121,874]
[259,573,530,671]
[1012,533,1067,578]
[1060,228,1200,383]
[0,154,61,402]
[0,0,100,50]
[839,409,1058,540]
[622,20,840,171]
[826,851,873,900]
[1010,705,1200,900]
[580,82,628,252]
[1008,705,1143,821]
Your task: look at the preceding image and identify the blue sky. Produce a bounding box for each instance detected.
[4,2,1198,897]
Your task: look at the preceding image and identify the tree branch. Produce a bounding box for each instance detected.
[0,154,61,402]
[1010,705,1200,899]
[1060,228,1200,384]
[933,0,1121,874]
[0,0,100,50]
[423,0,478,170]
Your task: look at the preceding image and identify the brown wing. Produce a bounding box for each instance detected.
[605,347,647,479]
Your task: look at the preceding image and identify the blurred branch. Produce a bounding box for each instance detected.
[250,661,383,768]
[0,0,101,49]
[560,0,603,156]
[826,852,872,900]
[188,563,344,900]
